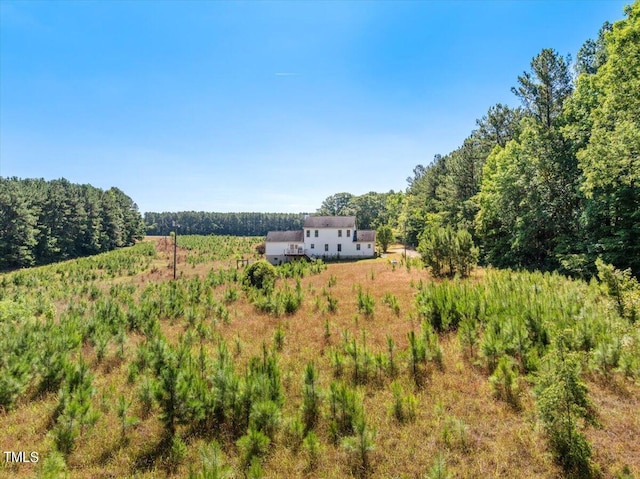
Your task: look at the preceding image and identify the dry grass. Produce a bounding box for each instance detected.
[1,243,638,478]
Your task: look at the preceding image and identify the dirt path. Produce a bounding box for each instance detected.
[386,244,421,258]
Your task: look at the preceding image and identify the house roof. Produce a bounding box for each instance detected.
[354,230,376,242]
[303,216,356,229]
[266,230,304,242]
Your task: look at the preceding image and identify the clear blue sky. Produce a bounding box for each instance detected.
[0,0,629,214]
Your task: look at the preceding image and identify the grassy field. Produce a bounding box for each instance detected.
[1,236,638,478]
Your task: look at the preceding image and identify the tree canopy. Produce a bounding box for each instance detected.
[0,177,145,270]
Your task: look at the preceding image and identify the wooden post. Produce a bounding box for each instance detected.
[172,220,179,280]
[236,258,249,269]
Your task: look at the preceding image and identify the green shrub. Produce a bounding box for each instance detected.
[301,362,321,432]
[327,381,361,442]
[407,330,426,386]
[243,261,276,292]
[116,394,139,440]
[283,416,305,452]
[342,414,376,477]
[389,381,417,424]
[38,450,68,479]
[382,292,400,316]
[166,435,187,473]
[440,415,468,451]
[250,400,281,441]
[237,427,271,470]
[356,287,375,317]
[424,452,450,479]
[273,324,285,352]
[188,440,231,479]
[418,226,478,278]
[386,336,398,378]
[303,431,320,472]
[596,258,640,321]
[489,355,520,408]
[535,342,598,477]
[327,293,339,313]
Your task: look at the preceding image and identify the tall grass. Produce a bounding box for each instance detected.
[0,241,638,478]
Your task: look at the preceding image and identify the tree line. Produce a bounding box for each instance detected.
[319,3,639,278]
[144,211,307,237]
[0,177,145,270]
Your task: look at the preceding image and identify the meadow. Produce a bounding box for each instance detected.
[1,235,638,478]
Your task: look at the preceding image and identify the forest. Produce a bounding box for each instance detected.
[144,211,307,237]
[0,178,146,270]
[319,4,638,279]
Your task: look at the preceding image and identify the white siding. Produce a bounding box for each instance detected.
[303,228,374,259]
[265,241,305,265]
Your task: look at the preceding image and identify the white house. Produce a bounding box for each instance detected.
[265,216,376,265]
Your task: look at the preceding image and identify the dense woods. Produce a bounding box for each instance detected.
[0,178,145,270]
[144,211,306,237]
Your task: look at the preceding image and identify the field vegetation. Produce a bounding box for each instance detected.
[1,235,639,478]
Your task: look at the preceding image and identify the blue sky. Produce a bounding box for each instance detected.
[0,1,629,214]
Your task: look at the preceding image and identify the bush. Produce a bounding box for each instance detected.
[38,450,68,479]
[356,287,375,317]
[250,400,281,441]
[237,427,271,470]
[535,342,598,477]
[243,261,276,292]
[418,226,478,278]
[327,381,361,442]
[303,431,320,471]
[301,362,321,432]
[424,452,450,479]
[389,381,417,423]
[596,258,639,322]
[166,435,187,472]
[188,440,231,479]
[376,225,393,254]
[489,355,520,408]
[342,415,376,477]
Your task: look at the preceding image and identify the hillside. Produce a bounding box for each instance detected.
[1,237,638,478]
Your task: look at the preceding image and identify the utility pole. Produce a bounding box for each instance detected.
[403,220,407,260]
[172,220,180,280]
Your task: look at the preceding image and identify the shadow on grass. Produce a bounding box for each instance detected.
[133,435,172,473]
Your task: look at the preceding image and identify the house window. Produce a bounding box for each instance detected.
[337,244,342,252]
[324,244,329,252]
[346,230,350,237]
[368,244,371,249]
[306,229,310,237]
[315,230,319,237]
[338,229,342,237]
[311,244,315,249]
[356,244,361,251]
